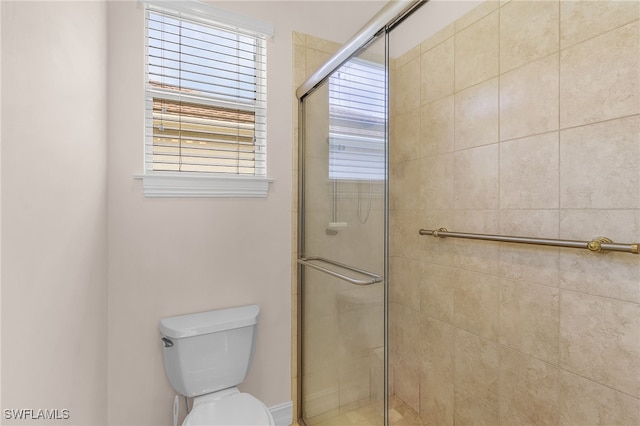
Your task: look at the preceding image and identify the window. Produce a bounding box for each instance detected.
[328,57,386,182]
[141,2,272,197]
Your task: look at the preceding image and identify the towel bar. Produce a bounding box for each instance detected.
[298,256,382,285]
[419,228,639,254]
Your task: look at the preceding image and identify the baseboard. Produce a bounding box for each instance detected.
[269,401,293,426]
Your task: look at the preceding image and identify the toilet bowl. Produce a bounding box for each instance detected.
[160,305,274,426]
[184,388,274,426]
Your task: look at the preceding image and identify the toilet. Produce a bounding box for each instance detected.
[160,304,275,426]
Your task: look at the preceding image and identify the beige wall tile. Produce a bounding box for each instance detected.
[370,347,385,403]
[303,87,330,160]
[304,304,339,372]
[396,57,421,116]
[500,53,559,141]
[389,302,402,356]
[338,355,371,406]
[559,209,640,303]
[421,37,454,104]
[454,329,500,407]
[560,21,640,128]
[389,66,398,120]
[560,115,640,209]
[419,315,455,379]
[500,278,560,364]
[420,153,454,210]
[390,209,422,262]
[454,77,499,150]
[454,270,500,340]
[498,209,561,288]
[393,356,421,413]
[499,208,560,239]
[454,388,499,426]
[294,44,308,88]
[559,371,640,426]
[453,210,500,275]
[421,95,455,157]
[558,207,640,244]
[500,131,559,209]
[304,268,339,320]
[454,209,500,234]
[389,256,422,311]
[501,244,561,289]
[385,1,640,422]
[560,290,640,397]
[453,239,500,277]
[419,210,458,268]
[303,369,339,418]
[454,144,499,210]
[500,0,559,73]
[500,132,559,209]
[420,264,457,323]
[391,303,420,366]
[391,109,421,163]
[420,370,454,426]
[499,347,560,425]
[560,0,640,49]
[338,283,382,314]
[455,11,500,91]
[339,304,383,361]
[390,158,421,212]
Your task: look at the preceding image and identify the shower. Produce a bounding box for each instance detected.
[296,1,640,425]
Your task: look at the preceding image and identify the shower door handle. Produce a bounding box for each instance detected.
[298,256,382,285]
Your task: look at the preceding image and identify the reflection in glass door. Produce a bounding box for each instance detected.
[298,33,387,426]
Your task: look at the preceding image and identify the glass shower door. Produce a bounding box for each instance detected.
[298,34,387,426]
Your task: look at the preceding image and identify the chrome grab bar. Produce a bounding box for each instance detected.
[419,228,639,255]
[298,256,382,285]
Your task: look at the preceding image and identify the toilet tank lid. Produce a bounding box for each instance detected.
[160,305,260,339]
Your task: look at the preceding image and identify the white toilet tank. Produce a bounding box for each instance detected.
[160,305,260,397]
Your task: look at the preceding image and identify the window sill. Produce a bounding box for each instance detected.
[134,172,273,198]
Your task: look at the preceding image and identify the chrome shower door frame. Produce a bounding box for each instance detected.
[296,2,425,425]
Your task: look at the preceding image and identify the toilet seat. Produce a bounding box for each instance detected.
[183,392,275,426]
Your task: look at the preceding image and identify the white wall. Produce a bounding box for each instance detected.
[106,2,383,425]
[0,0,3,408]
[0,0,385,424]
[1,1,108,425]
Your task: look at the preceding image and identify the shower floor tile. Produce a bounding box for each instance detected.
[304,396,423,426]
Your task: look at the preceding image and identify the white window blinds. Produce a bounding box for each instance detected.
[145,6,267,176]
[329,58,386,181]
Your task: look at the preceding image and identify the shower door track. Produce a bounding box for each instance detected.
[295,0,424,101]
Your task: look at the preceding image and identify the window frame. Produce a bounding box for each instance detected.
[138,1,273,198]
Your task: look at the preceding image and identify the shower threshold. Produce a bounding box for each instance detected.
[304,396,422,426]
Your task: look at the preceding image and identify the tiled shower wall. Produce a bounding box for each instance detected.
[389,1,639,425]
